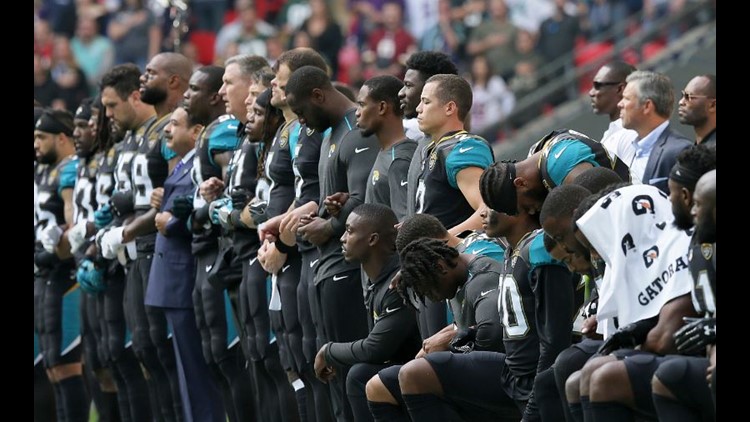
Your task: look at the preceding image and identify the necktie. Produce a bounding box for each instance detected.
[172,160,184,177]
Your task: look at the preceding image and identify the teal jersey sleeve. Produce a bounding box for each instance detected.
[160,138,178,161]
[207,118,241,166]
[58,158,78,194]
[445,138,494,189]
[545,139,598,186]
[527,232,567,275]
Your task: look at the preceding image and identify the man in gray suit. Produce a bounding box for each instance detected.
[618,70,692,194]
[146,106,225,421]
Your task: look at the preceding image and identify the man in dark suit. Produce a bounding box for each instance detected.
[146,106,225,421]
[618,70,692,194]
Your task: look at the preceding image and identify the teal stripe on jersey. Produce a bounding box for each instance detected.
[60,285,82,356]
[224,290,239,347]
[124,327,133,349]
[266,276,276,343]
[288,121,301,159]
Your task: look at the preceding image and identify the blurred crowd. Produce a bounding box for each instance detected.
[35,0,708,139]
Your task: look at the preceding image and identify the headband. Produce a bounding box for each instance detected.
[669,163,703,191]
[35,111,74,136]
[496,161,518,215]
[74,101,93,121]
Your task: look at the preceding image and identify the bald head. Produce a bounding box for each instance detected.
[694,169,716,208]
[141,53,193,107]
[692,169,716,243]
[158,52,194,82]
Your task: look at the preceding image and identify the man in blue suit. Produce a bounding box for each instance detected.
[146,106,225,421]
[618,70,692,194]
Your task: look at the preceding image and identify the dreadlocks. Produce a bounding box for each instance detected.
[254,87,284,180]
[480,161,518,215]
[92,94,118,154]
[397,238,458,306]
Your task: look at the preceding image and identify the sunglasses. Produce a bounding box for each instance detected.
[592,81,621,90]
[681,91,715,102]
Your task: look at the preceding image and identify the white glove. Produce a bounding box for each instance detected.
[217,204,233,230]
[67,221,89,253]
[99,226,125,260]
[41,225,64,253]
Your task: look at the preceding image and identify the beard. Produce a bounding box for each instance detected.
[672,210,694,230]
[140,87,168,105]
[37,149,58,165]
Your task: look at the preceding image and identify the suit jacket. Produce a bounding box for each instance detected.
[145,158,196,308]
[642,124,692,194]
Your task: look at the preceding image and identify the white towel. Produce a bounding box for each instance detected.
[577,185,693,330]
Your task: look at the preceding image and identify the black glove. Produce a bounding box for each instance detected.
[34,250,59,269]
[110,190,135,218]
[248,200,269,226]
[231,188,252,211]
[171,194,194,220]
[597,316,658,355]
[193,203,211,225]
[674,317,716,354]
[449,327,477,354]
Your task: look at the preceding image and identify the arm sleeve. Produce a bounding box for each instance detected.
[165,187,196,238]
[164,214,192,238]
[465,272,504,351]
[294,130,323,207]
[326,289,418,366]
[329,134,378,235]
[445,138,494,189]
[387,158,411,222]
[472,289,504,351]
[533,265,576,373]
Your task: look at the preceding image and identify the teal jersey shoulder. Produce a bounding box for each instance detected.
[524,229,567,274]
[545,139,598,186]
[58,157,79,194]
[445,137,494,189]
[459,232,507,263]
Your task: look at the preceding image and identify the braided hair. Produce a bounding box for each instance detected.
[479,161,518,215]
[397,238,459,306]
[92,94,118,155]
[254,87,284,180]
[395,214,448,253]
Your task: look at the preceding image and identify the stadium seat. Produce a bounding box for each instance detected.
[189,30,216,65]
[575,41,614,93]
